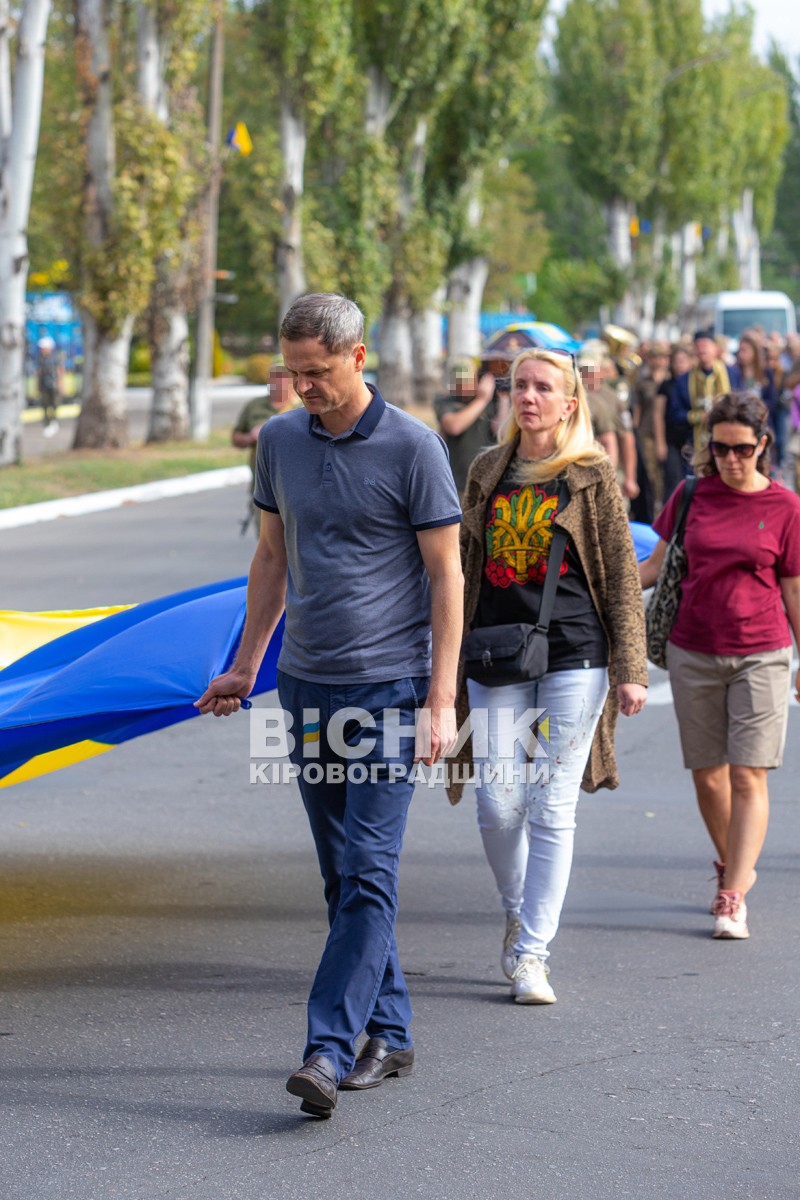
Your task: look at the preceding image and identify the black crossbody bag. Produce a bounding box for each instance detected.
[462,514,569,688]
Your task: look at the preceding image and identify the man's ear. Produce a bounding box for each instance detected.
[352,343,367,371]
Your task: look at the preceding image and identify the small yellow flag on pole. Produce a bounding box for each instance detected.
[226,122,253,157]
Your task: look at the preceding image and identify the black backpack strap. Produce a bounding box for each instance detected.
[535,482,569,635]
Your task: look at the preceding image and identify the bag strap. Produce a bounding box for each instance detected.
[535,482,569,635]
[673,475,698,546]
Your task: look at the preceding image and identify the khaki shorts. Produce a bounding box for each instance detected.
[666,642,792,770]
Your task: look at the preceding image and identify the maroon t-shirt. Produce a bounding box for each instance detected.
[653,476,800,656]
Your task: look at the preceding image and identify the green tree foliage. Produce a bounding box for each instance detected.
[762,49,800,294]
[424,0,547,271]
[704,7,788,235]
[646,0,717,228]
[353,0,480,293]
[481,162,549,312]
[555,0,662,208]
[257,0,351,126]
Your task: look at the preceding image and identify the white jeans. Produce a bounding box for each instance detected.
[467,669,609,961]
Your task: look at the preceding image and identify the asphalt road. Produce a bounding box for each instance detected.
[1,486,799,1200]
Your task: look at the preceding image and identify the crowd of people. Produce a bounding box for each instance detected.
[632,326,800,516]
[222,294,799,1119]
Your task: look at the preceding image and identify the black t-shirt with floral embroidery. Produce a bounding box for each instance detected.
[475,471,608,671]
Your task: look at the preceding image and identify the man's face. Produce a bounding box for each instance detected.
[269,366,296,409]
[280,337,366,418]
[579,364,600,391]
[451,367,476,398]
[694,337,717,370]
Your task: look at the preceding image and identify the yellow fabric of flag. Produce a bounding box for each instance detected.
[232,122,253,156]
[0,606,133,671]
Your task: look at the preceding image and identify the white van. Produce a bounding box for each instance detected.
[694,290,797,345]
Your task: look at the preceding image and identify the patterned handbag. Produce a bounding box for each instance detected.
[645,476,698,669]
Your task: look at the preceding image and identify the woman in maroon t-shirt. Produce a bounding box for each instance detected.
[640,392,800,940]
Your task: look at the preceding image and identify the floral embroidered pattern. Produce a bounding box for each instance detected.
[484,484,569,588]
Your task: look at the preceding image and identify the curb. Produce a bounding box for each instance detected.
[0,466,251,531]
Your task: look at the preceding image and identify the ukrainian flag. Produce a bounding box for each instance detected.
[0,578,283,788]
[226,122,253,156]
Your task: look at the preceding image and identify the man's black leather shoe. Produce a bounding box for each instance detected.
[339,1038,414,1090]
[286,1054,338,1117]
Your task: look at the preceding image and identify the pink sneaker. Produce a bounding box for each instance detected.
[710,860,726,914]
[712,890,749,939]
[710,862,756,913]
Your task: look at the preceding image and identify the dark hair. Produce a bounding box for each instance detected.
[279,293,364,354]
[669,343,694,376]
[735,333,766,384]
[693,391,772,477]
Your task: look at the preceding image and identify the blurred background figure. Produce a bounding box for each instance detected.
[434,359,508,495]
[685,330,743,454]
[735,332,781,477]
[36,335,63,437]
[578,340,639,503]
[658,343,696,501]
[632,341,670,520]
[232,360,297,534]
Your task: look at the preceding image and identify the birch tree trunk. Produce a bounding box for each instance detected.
[0,0,51,467]
[733,189,759,289]
[365,65,392,139]
[639,212,666,340]
[411,287,445,409]
[78,310,134,447]
[138,0,190,442]
[716,209,730,262]
[680,220,700,314]
[604,197,635,328]
[147,262,190,441]
[278,97,307,322]
[749,226,761,291]
[447,257,488,367]
[136,2,167,122]
[378,284,413,407]
[447,190,488,367]
[73,0,132,449]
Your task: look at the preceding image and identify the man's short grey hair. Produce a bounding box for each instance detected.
[279,293,365,355]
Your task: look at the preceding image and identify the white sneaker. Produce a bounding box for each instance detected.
[712,891,749,939]
[501,913,521,980]
[43,420,59,438]
[511,954,556,1004]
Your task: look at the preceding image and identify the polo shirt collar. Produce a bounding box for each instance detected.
[308,384,386,441]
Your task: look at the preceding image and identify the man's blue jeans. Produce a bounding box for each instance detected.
[277,671,429,1082]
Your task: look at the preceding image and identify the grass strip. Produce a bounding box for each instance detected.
[0,433,246,509]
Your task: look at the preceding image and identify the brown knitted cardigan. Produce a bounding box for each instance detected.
[446,436,648,805]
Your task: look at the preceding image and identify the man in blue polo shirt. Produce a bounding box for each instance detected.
[196,293,463,1118]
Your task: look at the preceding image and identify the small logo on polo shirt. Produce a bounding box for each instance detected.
[364,477,377,486]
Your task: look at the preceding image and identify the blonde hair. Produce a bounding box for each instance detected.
[501,348,606,482]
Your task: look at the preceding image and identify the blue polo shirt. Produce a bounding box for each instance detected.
[253,387,461,683]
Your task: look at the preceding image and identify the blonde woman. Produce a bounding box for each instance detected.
[448,349,648,1003]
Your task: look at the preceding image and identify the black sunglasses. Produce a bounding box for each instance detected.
[709,440,760,460]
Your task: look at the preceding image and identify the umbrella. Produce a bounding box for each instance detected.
[478,321,580,362]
